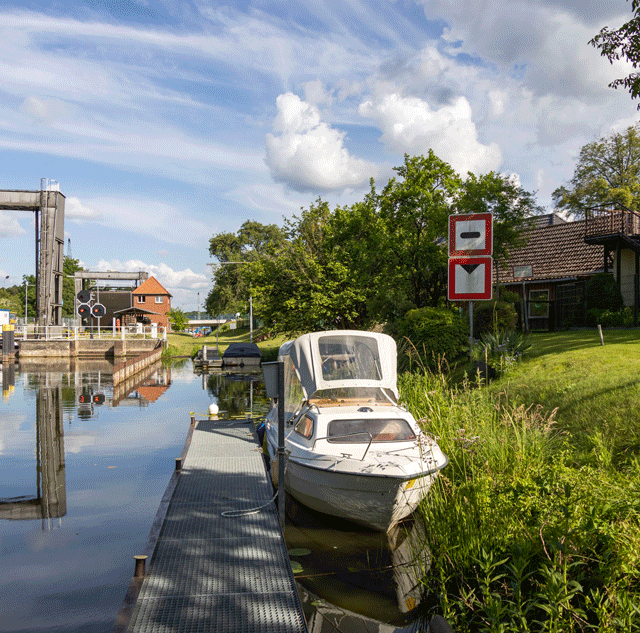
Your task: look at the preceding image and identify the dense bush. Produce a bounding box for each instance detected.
[587,306,634,327]
[473,300,518,335]
[472,330,531,377]
[496,288,521,305]
[585,273,624,312]
[391,306,468,371]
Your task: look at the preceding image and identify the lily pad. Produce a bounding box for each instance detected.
[288,548,311,556]
[290,561,304,574]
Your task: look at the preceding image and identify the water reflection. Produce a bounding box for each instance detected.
[0,360,205,633]
[0,374,66,527]
[0,361,173,529]
[203,369,267,419]
[284,496,430,632]
[2,361,15,400]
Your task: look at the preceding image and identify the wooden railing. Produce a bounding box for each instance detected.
[585,208,640,239]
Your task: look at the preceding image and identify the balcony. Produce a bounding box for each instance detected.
[584,208,640,244]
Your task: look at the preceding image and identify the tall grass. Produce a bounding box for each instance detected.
[399,372,640,632]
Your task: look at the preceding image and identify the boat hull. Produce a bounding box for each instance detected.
[271,451,438,532]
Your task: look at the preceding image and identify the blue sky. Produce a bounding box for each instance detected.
[0,0,636,310]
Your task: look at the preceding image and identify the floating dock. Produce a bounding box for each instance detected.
[114,417,307,633]
[193,345,223,369]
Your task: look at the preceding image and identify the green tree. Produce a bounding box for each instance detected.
[215,154,539,335]
[206,220,285,317]
[62,257,84,317]
[167,308,189,332]
[590,0,640,108]
[552,124,640,213]
[0,283,23,314]
[249,199,373,334]
[456,172,540,261]
[21,275,36,318]
[378,152,461,318]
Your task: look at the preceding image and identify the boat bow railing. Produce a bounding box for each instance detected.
[312,431,373,461]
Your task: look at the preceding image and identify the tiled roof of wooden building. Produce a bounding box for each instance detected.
[496,219,604,283]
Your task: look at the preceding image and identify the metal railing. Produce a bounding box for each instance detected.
[15,324,167,341]
[585,208,640,239]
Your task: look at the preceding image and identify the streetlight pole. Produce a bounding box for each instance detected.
[197,292,200,321]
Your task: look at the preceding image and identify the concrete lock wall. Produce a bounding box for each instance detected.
[18,338,161,358]
[112,347,163,386]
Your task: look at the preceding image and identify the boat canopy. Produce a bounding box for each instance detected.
[278,330,399,403]
[222,342,262,358]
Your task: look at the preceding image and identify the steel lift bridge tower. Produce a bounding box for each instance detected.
[0,180,65,326]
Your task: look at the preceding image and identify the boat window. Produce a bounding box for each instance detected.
[318,335,382,382]
[294,415,314,439]
[327,419,416,443]
[283,355,304,422]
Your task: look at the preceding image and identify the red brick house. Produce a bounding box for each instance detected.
[494,210,640,329]
[127,276,172,330]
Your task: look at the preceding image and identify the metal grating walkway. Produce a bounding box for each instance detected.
[123,419,307,633]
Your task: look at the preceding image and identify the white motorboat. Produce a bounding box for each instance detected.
[263,330,447,532]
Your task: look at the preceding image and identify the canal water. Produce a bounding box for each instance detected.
[0,359,426,633]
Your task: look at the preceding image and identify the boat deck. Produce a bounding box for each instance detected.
[115,417,307,633]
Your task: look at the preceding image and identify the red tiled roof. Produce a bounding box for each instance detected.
[496,219,604,283]
[132,276,172,297]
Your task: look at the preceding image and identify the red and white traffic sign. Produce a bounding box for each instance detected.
[448,257,493,301]
[449,213,493,256]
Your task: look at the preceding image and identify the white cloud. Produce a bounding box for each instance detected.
[225,180,314,218]
[265,92,378,192]
[303,80,333,106]
[65,197,102,222]
[427,0,630,100]
[93,258,208,291]
[75,197,210,246]
[0,211,27,237]
[360,93,502,175]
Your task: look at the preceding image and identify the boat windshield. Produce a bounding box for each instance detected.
[327,418,416,443]
[309,387,394,406]
[318,334,382,382]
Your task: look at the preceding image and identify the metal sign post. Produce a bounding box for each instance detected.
[448,214,494,358]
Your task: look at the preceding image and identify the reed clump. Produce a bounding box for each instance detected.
[399,371,640,632]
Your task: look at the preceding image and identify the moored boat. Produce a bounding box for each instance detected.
[222,342,262,367]
[264,330,447,532]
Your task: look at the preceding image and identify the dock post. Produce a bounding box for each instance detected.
[133,555,148,578]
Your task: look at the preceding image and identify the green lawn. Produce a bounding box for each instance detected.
[164,326,288,361]
[495,328,640,461]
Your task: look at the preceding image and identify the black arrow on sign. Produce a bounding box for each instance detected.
[460,264,481,275]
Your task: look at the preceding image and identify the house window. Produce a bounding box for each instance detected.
[529,290,549,318]
[137,295,145,303]
[155,295,163,304]
[514,265,533,278]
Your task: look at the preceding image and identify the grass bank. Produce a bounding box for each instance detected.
[400,329,640,632]
[163,326,288,361]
